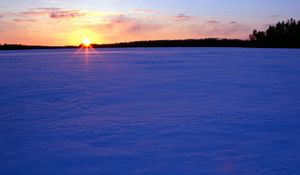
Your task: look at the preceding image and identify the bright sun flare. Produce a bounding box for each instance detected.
[82,38,91,47]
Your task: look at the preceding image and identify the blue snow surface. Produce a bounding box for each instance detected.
[0,48,300,175]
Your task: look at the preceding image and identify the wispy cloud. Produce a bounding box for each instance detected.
[133,9,160,15]
[174,14,195,22]
[97,15,163,35]
[270,14,281,18]
[49,10,85,19]
[88,14,251,43]
[13,19,36,22]
[207,20,220,24]
[21,8,85,19]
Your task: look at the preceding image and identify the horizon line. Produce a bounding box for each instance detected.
[0,38,249,47]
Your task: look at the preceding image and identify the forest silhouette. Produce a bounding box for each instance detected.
[1,19,299,50]
[249,18,300,48]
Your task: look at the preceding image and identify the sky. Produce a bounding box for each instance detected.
[0,0,300,46]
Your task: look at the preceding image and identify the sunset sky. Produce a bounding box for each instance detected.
[1,0,300,46]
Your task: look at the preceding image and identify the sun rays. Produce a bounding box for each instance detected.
[72,37,99,64]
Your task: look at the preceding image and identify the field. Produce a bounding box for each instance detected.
[0,48,300,175]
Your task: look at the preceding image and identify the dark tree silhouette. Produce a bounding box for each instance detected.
[250,18,300,47]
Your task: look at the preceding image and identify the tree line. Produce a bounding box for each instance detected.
[249,18,300,48]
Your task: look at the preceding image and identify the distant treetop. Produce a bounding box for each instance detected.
[250,18,300,47]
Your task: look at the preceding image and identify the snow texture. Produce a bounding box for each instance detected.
[0,48,300,175]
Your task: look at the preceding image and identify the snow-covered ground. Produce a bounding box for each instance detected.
[0,48,300,175]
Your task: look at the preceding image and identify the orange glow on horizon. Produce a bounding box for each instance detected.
[68,29,104,46]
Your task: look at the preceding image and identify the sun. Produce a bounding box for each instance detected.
[82,38,91,47]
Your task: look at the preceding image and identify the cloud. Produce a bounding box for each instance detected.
[0,14,3,18]
[133,9,160,14]
[207,20,220,24]
[30,7,60,11]
[109,15,130,24]
[49,10,85,19]
[85,13,254,43]
[174,14,194,22]
[270,14,281,18]
[13,19,36,22]
[99,15,163,34]
[196,22,251,39]
[86,14,168,42]
[21,8,85,19]
[21,10,49,16]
